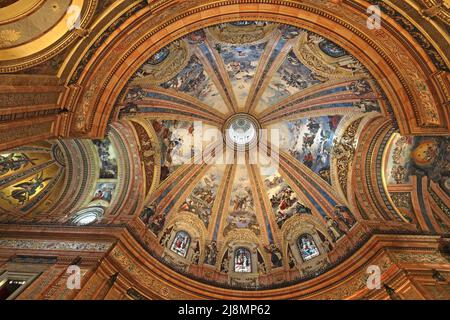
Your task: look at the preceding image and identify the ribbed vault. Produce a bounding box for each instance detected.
[0,0,448,300]
[103,21,448,289]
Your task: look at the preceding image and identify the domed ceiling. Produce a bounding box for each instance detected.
[116,21,401,289]
[1,19,447,292]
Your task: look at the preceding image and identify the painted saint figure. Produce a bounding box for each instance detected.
[10,171,51,205]
[0,153,37,176]
[204,241,218,265]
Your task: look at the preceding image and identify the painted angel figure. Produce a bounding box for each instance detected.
[10,171,51,205]
[0,153,37,175]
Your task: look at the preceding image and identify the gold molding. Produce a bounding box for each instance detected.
[0,0,44,25]
[0,0,98,73]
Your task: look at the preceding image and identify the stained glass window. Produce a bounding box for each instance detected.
[234,247,251,273]
[170,231,191,257]
[298,234,320,261]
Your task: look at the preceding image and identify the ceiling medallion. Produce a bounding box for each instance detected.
[223,113,261,152]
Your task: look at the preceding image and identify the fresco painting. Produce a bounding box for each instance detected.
[216,42,267,107]
[262,169,312,228]
[179,165,225,228]
[152,120,195,181]
[409,137,449,195]
[0,144,64,214]
[224,165,260,236]
[160,54,227,113]
[318,39,348,58]
[92,138,118,179]
[9,171,52,206]
[270,116,342,183]
[386,135,450,195]
[147,47,170,65]
[257,51,325,113]
[91,182,116,204]
[0,153,39,177]
[151,120,219,182]
[0,166,55,209]
[386,135,415,185]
